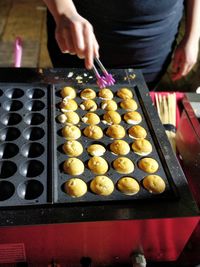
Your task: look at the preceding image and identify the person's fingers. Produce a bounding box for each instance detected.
[55,28,69,53]
[62,28,76,55]
[70,22,85,59]
[181,63,193,77]
[55,27,76,55]
[172,56,194,81]
[83,24,94,69]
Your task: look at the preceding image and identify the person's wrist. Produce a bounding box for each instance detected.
[183,30,200,45]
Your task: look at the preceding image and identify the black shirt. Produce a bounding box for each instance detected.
[74,0,184,73]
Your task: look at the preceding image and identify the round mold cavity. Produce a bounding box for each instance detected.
[17,180,44,200]
[1,113,22,126]
[26,88,45,99]
[24,113,45,125]
[5,88,24,99]
[3,100,23,111]
[0,127,20,141]
[0,160,17,178]
[23,127,45,141]
[0,89,3,97]
[21,142,44,158]
[0,181,15,201]
[19,160,44,177]
[0,143,19,159]
[25,100,45,111]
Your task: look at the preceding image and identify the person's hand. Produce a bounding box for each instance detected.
[55,12,99,69]
[171,37,199,81]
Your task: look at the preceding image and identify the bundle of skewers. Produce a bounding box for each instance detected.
[155,93,176,153]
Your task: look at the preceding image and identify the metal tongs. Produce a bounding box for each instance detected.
[92,57,115,88]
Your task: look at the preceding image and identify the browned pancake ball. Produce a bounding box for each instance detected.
[63,158,84,175]
[117,177,140,195]
[101,100,118,111]
[132,139,152,156]
[64,178,87,197]
[80,99,97,111]
[80,88,96,100]
[120,99,138,111]
[103,111,121,125]
[99,88,114,100]
[113,157,134,174]
[143,175,166,194]
[106,125,126,139]
[88,156,108,175]
[57,113,67,124]
[110,140,130,155]
[81,112,100,125]
[62,140,83,157]
[128,125,147,139]
[57,111,80,124]
[62,125,81,140]
[83,125,103,140]
[60,86,76,99]
[60,99,78,111]
[117,88,133,99]
[87,144,106,156]
[63,111,80,125]
[124,111,142,125]
[90,176,114,196]
[138,158,159,173]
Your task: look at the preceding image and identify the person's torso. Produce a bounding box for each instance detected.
[74,0,184,24]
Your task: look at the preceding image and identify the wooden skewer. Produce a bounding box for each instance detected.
[154,93,176,153]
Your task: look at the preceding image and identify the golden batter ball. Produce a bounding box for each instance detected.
[124,111,142,125]
[57,113,67,124]
[120,99,138,112]
[60,86,76,99]
[87,144,106,156]
[62,125,81,140]
[81,112,100,125]
[63,158,84,175]
[143,175,166,194]
[88,156,108,175]
[90,176,114,196]
[106,125,126,139]
[132,139,152,156]
[63,111,80,125]
[117,177,140,195]
[101,100,118,111]
[80,99,98,111]
[80,88,96,100]
[117,88,133,99]
[113,157,134,174]
[110,140,130,155]
[103,111,121,125]
[138,157,159,173]
[60,99,78,111]
[64,178,87,197]
[128,125,147,139]
[62,140,83,157]
[99,88,114,100]
[83,125,103,140]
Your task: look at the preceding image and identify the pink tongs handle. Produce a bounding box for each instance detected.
[14,37,23,68]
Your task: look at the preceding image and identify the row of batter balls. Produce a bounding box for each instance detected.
[64,175,166,198]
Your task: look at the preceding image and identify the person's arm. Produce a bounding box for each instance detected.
[43,0,99,69]
[171,0,200,81]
